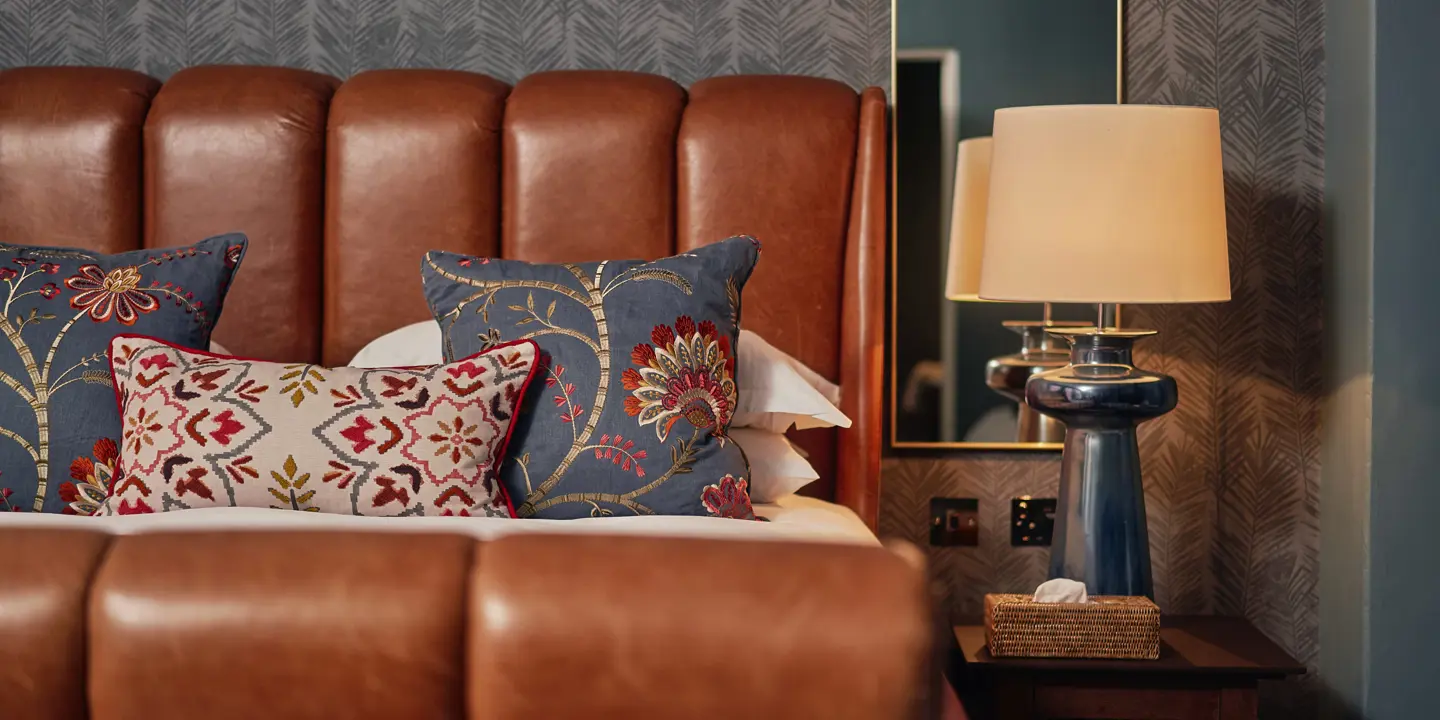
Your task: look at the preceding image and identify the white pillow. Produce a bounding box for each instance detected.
[209,341,231,355]
[729,428,820,502]
[731,330,850,432]
[348,321,444,368]
[348,323,851,432]
[741,330,841,403]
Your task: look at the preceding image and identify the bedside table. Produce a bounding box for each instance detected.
[953,616,1305,719]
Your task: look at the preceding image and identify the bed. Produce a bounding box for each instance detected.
[4,494,877,544]
[0,67,927,720]
[0,64,886,535]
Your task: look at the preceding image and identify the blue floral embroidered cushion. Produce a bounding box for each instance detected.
[0,233,246,513]
[422,236,760,519]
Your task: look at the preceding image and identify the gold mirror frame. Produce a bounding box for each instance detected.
[888,0,1126,451]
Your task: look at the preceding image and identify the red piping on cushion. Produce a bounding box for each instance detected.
[488,340,542,519]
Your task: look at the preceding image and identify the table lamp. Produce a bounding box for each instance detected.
[944,136,1078,444]
[979,105,1230,597]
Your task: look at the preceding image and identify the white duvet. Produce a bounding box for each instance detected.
[1,494,878,545]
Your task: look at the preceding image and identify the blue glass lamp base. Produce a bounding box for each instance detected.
[1025,329,1177,599]
[1050,425,1153,597]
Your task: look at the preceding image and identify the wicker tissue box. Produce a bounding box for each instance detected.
[984,593,1161,660]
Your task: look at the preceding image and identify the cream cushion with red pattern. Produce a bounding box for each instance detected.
[96,336,539,517]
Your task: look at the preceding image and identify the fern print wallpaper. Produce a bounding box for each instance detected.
[881,0,1324,714]
[0,0,889,90]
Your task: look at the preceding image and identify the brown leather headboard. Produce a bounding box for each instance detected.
[0,65,886,529]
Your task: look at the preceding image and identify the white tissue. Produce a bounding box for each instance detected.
[1033,578,1089,603]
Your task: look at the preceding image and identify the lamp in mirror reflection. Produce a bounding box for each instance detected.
[943,136,1081,444]
[980,104,1231,598]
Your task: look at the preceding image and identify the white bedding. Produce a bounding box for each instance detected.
[0,494,877,545]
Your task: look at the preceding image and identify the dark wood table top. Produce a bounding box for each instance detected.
[954,616,1307,679]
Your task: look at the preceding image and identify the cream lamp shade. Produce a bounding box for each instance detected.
[978,105,1231,303]
[944,137,992,301]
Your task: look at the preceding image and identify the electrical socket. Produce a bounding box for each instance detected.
[929,497,979,546]
[1011,496,1057,546]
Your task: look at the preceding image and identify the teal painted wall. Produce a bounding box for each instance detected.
[1322,0,1440,715]
[896,0,1116,139]
[1369,0,1440,716]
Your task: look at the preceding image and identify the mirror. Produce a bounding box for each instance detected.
[891,0,1123,450]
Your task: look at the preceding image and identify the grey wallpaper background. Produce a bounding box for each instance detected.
[884,0,1324,714]
[0,0,890,90]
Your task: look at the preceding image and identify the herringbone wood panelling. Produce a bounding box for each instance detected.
[0,0,890,90]
[882,0,1323,715]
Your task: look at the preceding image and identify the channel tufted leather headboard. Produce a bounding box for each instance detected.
[0,65,886,529]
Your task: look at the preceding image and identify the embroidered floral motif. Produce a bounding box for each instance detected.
[428,415,486,464]
[701,474,756,520]
[66,265,160,325]
[422,235,759,519]
[59,438,118,515]
[117,494,154,515]
[547,363,584,424]
[268,456,318,512]
[622,316,737,442]
[401,394,501,486]
[98,336,538,517]
[121,389,188,475]
[279,364,325,407]
[0,235,240,512]
[592,433,646,478]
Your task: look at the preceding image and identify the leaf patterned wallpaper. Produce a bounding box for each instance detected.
[0,0,889,90]
[882,0,1324,713]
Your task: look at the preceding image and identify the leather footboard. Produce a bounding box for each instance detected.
[0,528,929,720]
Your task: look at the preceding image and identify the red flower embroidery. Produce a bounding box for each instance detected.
[340,415,377,453]
[12,258,35,267]
[701,475,756,520]
[39,262,59,274]
[139,353,175,371]
[39,282,59,298]
[59,438,119,516]
[548,363,584,423]
[66,265,160,325]
[446,361,486,379]
[209,410,245,445]
[117,496,154,515]
[0,268,17,281]
[622,316,737,441]
[592,433,647,477]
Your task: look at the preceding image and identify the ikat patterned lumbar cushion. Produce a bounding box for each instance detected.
[97,336,540,517]
[421,236,761,520]
[0,234,246,514]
